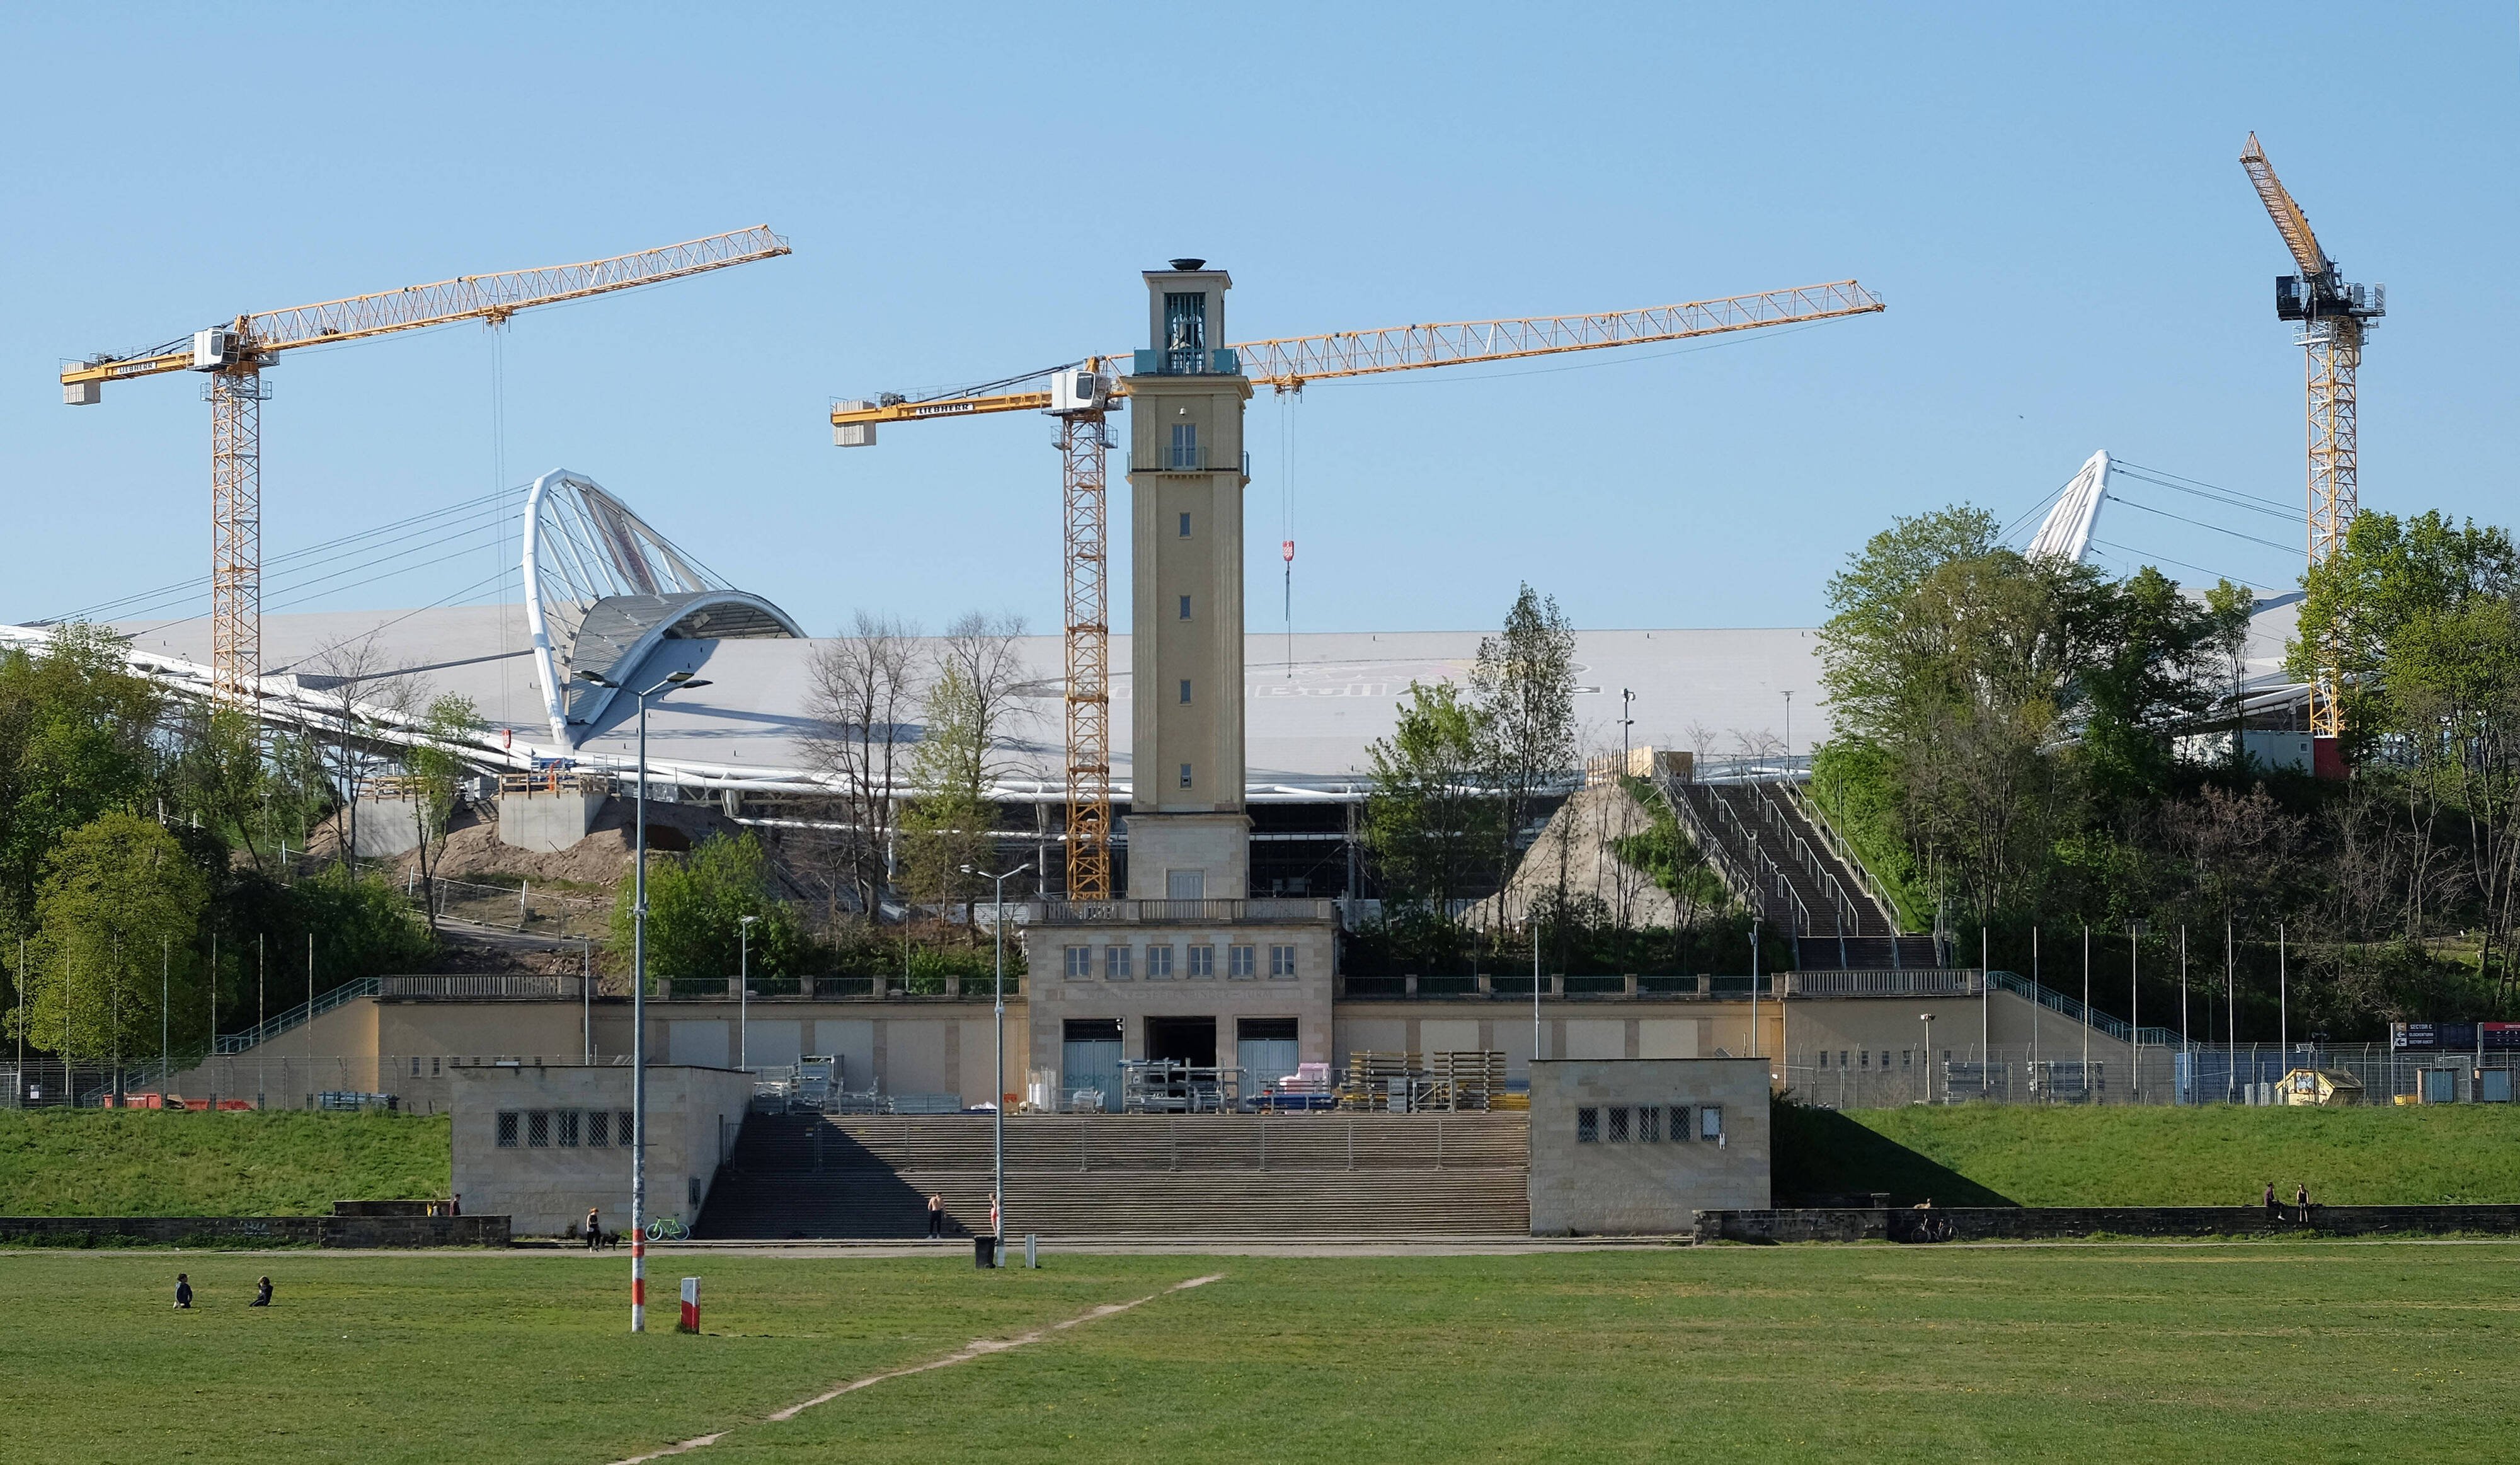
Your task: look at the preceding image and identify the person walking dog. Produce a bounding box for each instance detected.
[585,1207,602,1250]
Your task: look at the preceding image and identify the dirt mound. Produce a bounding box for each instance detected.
[355,796,753,892]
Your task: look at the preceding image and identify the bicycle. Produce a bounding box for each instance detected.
[643,1216,689,1243]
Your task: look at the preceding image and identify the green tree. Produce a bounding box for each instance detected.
[2291,509,2520,759]
[169,706,271,870]
[0,624,163,938]
[2203,579,2257,777]
[1363,679,1498,914]
[2080,565,2227,805]
[898,662,992,918]
[611,831,805,984]
[400,694,480,929]
[1470,584,1578,911]
[11,812,208,1086]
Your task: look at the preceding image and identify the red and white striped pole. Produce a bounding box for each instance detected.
[631,1232,646,1331]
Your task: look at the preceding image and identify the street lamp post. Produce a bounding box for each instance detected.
[738,914,759,1070]
[577,666,711,1333]
[963,860,1032,1260]
[1919,1013,1936,1105]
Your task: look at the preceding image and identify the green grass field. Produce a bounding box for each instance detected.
[0,1111,449,1216]
[4,1245,2514,1462]
[1782,1103,2520,1206]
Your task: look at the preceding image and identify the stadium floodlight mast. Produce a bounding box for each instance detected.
[962,859,1032,1261]
[738,914,760,1069]
[575,665,712,1332]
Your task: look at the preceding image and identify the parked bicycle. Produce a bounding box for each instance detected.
[643,1216,688,1243]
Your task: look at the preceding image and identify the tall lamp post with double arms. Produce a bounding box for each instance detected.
[962,859,1031,1261]
[576,666,711,1332]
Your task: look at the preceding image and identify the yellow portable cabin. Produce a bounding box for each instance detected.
[2279,1067,2365,1106]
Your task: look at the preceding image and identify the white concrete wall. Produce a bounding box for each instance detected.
[449,1064,752,1236]
[1528,1058,1770,1236]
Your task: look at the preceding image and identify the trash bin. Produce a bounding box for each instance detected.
[974,1235,997,1269]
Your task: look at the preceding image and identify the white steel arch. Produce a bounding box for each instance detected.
[520,469,803,747]
[2027,451,2110,563]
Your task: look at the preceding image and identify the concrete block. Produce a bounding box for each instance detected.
[498,789,607,853]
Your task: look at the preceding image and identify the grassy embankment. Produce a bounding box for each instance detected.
[6,1246,2517,1463]
[8,1101,2520,1221]
[0,1110,449,1216]
[1779,1101,2520,1206]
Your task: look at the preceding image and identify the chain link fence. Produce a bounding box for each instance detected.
[1780,1042,2520,1108]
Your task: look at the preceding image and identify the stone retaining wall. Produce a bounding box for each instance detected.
[0,1215,510,1248]
[1696,1205,2520,1243]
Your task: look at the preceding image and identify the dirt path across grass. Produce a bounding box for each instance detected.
[606,1272,1223,1464]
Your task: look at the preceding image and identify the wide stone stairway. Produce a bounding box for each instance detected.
[696,1113,1532,1239]
[1665,778,1942,970]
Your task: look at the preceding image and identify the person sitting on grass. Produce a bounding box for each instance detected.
[251,1277,273,1307]
[175,1273,193,1309]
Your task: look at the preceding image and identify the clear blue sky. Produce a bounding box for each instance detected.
[4,3,2514,639]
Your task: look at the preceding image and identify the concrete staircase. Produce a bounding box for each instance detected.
[696,1113,1531,1239]
[1664,779,1939,971]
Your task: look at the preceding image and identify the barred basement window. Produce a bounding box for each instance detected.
[1187,944,1215,978]
[559,1110,581,1147]
[1576,1106,1600,1144]
[1228,945,1256,979]
[588,1110,610,1147]
[1607,1106,1629,1143]
[1637,1106,1661,1143]
[527,1110,551,1148]
[1670,1105,1690,1141]
[496,1111,520,1148]
[1699,1105,1725,1141]
[618,1110,636,1147]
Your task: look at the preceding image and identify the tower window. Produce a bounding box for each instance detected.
[1178,594,1191,620]
[1164,291,1208,372]
[1179,762,1193,789]
[1179,679,1192,704]
[1179,512,1191,537]
[1169,422,1199,470]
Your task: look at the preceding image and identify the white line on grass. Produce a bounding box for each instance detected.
[607,1272,1224,1464]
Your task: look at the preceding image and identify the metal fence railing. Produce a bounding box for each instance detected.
[1777,1042,2520,1110]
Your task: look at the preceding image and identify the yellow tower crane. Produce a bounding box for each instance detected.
[61,226,793,704]
[2240,133,2384,742]
[832,278,1885,899]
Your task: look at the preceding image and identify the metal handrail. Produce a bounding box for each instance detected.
[215,976,382,1054]
[1754,783,1863,937]
[1780,778,1908,933]
[1651,773,1761,911]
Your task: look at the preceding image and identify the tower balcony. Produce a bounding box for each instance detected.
[1132,347,1242,377]
[1127,449,1252,476]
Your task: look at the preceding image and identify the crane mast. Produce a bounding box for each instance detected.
[2240,134,2383,742]
[64,226,791,704]
[835,279,1884,899]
